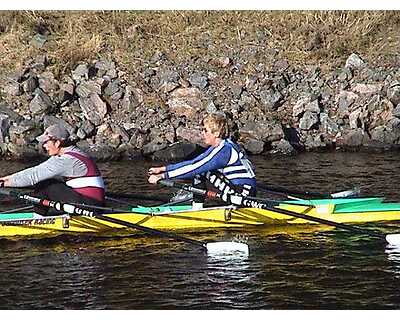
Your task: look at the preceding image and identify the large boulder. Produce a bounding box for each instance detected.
[270,139,296,155]
[167,87,204,120]
[387,82,400,106]
[29,89,55,115]
[299,111,319,130]
[242,138,264,154]
[240,121,284,142]
[78,93,108,126]
[153,141,201,161]
[345,53,366,70]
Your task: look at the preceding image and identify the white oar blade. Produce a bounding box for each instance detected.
[331,188,360,198]
[206,242,249,256]
[386,234,400,246]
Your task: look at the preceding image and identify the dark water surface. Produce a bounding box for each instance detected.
[1,152,400,309]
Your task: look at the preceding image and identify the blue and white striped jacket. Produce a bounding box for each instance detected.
[165,139,256,191]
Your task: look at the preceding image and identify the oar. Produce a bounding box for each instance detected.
[257,183,360,199]
[107,191,192,208]
[159,180,400,247]
[0,205,35,214]
[105,195,140,207]
[106,192,170,203]
[0,188,249,255]
[107,194,192,209]
[69,202,138,214]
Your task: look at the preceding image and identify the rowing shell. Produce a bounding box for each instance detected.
[1,197,400,238]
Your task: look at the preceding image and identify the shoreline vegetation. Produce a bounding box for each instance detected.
[1,11,400,161]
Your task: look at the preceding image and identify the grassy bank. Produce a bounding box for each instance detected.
[1,11,400,77]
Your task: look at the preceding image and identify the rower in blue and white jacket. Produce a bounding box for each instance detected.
[165,138,256,196]
[148,112,257,204]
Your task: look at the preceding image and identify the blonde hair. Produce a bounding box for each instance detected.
[202,112,229,138]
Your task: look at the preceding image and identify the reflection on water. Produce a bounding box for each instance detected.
[385,245,400,278]
[2,152,400,309]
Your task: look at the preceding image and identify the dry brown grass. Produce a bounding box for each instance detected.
[0,11,399,77]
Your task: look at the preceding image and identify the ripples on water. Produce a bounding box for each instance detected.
[1,152,400,309]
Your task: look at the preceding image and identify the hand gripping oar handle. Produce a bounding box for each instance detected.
[159,180,283,208]
[159,180,393,244]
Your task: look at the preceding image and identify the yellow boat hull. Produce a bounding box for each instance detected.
[1,201,400,239]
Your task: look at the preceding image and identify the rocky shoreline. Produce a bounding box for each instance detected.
[1,52,400,162]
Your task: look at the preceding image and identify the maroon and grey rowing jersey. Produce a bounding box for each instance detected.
[64,151,105,202]
[8,146,105,202]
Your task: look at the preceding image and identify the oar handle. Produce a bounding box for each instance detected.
[159,180,213,198]
[0,188,13,197]
[158,180,298,208]
[159,180,175,188]
[0,187,96,216]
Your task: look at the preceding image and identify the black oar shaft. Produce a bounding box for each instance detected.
[70,202,132,214]
[224,194,381,239]
[257,183,330,198]
[159,180,280,207]
[258,203,385,241]
[160,180,386,242]
[0,188,207,250]
[105,196,139,207]
[96,214,206,248]
[106,192,169,203]
[0,205,35,214]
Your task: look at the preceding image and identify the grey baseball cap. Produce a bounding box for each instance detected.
[36,124,70,143]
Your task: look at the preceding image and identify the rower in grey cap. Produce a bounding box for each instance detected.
[36,123,70,145]
[0,123,105,215]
